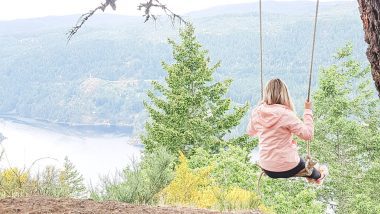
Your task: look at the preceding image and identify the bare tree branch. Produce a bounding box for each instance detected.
[67,0,186,42]
[67,0,118,42]
[137,0,187,25]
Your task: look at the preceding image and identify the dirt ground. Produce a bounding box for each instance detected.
[0,197,260,214]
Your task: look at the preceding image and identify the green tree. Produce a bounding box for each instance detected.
[142,24,250,155]
[312,43,380,213]
[59,157,87,198]
[35,157,86,198]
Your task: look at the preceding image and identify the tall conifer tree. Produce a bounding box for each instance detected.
[142,24,249,155]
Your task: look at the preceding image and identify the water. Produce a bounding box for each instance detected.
[0,116,143,186]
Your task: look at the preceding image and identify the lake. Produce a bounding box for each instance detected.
[0,116,143,186]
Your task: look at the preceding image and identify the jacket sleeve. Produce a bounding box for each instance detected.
[284,109,314,141]
[246,110,258,137]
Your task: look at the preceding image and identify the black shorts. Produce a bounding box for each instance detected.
[262,158,321,179]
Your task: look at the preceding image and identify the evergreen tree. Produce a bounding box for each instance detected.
[142,24,250,156]
[35,157,86,198]
[59,157,86,198]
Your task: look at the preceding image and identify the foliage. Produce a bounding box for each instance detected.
[221,187,267,212]
[34,157,86,198]
[346,194,380,214]
[250,173,324,214]
[159,152,270,212]
[312,43,380,213]
[0,7,377,213]
[255,44,379,214]
[91,146,175,204]
[0,168,30,197]
[159,152,217,208]
[270,187,324,214]
[189,145,258,190]
[60,157,87,197]
[142,24,250,155]
[0,157,86,199]
[0,3,365,137]
[345,162,380,213]
[188,145,323,213]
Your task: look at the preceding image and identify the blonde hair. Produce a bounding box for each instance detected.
[262,78,295,111]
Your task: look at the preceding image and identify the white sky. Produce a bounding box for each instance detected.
[0,0,355,21]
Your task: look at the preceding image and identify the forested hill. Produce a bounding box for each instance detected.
[0,1,367,135]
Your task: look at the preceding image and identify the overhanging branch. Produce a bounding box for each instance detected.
[67,0,187,42]
[137,0,187,25]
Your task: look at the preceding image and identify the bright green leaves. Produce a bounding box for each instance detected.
[142,24,249,156]
[312,43,380,213]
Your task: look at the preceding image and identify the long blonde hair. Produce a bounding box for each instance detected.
[262,78,295,112]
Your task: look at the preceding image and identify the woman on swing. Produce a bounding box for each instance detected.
[247,78,328,185]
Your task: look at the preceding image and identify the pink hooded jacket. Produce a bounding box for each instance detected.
[246,103,314,172]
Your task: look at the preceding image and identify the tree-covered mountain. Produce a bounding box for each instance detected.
[0,1,368,135]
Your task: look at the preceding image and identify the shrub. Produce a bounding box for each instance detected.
[0,157,86,199]
[346,194,380,214]
[158,152,217,208]
[159,152,268,211]
[189,146,258,190]
[222,187,261,211]
[34,157,86,198]
[257,175,325,214]
[91,146,175,204]
[0,168,30,197]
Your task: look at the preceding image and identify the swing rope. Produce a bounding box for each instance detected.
[260,0,264,99]
[258,0,320,180]
[259,0,319,102]
[307,0,320,103]
[305,0,319,170]
[257,1,265,196]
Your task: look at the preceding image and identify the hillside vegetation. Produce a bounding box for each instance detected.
[0,1,367,136]
[0,2,379,213]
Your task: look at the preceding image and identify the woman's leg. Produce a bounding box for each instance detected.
[262,158,306,178]
[306,167,321,180]
[262,158,327,184]
[306,165,328,184]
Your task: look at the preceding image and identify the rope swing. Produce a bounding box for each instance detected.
[259,0,264,99]
[297,0,319,177]
[257,0,320,181]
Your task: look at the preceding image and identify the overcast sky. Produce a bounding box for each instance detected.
[0,0,355,21]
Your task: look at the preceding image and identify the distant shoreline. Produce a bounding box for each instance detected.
[0,114,134,136]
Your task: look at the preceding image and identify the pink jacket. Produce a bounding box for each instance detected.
[246,103,314,172]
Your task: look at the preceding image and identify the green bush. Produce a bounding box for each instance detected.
[188,146,324,213]
[189,146,259,190]
[346,194,380,214]
[0,167,30,197]
[0,157,86,199]
[159,152,270,212]
[34,157,86,198]
[269,188,324,214]
[91,147,175,204]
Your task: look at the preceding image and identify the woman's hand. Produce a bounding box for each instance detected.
[305,101,312,110]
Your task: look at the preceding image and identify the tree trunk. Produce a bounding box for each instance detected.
[358,0,380,97]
